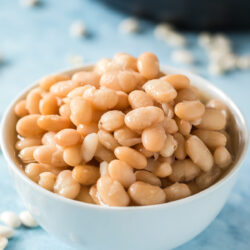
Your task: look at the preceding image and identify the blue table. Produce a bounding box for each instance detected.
[0,0,249,249]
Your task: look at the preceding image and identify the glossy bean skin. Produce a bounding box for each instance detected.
[100,161,109,176]
[38,172,56,191]
[185,135,214,172]
[153,162,172,178]
[173,133,186,160]
[70,97,93,126]
[50,80,80,98]
[160,135,177,157]
[129,181,166,205]
[14,100,29,117]
[162,117,178,134]
[98,130,119,151]
[163,74,190,90]
[97,176,130,207]
[54,170,80,199]
[108,160,136,188]
[18,146,38,163]
[175,88,198,103]
[113,52,137,71]
[26,88,42,114]
[214,146,232,169]
[193,129,227,149]
[114,127,141,147]
[128,90,153,109]
[55,129,81,147]
[175,100,205,121]
[63,145,82,166]
[137,52,159,79]
[59,104,71,118]
[15,137,42,151]
[95,144,115,163]
[34,145,67,167]
[135,170,161,186]
[169,159,201,182]
[81,133,99,162]
[164,183,191,201]
[125,106,164,131]
[16,115,45,137]
[41,132,56,146]
[77,123,98,137]
[37,115,71,132]
[176,118,192,136]
[196,108,226,130]
[141,124,166,152]
[39,74,70,91]
[135,144,154,158]
[72,71,100,87]
[25,163,47,182]
[114,146,147,169]
[39,94,58,115]
[143,79,177,103]
[72,165,100,185]
[89,185,101,204]
[99,111,125,131]
[76,186,95,204]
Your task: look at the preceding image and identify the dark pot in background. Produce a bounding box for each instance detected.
[96,0,250,30]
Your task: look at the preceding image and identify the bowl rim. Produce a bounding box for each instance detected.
[0,64,249,211]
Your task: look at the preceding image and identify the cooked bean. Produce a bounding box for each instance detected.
[63,145,82,166]
[142,124,166,152]
[196,108,226,130]
[14,100,29,117]
[175,100,205,121]
[100,70,138,93]
[114,146,147,169]
[185,135,213,172]
[18,146,38,163]
[113,52,137,71]
[164,183,191,201]
[206,99,228,111]
[67,85,92,99]
[99,111,125,131]
[100,161,109,176]
[55,129,81,147]
[89,185,101,204]
[162,117,178,134]
[128,90,153,109]
[50,80,80,98]
[16,115,45,137]
[41,132,56,146]
[196,167,221,189]
[173,133,186,160]
[72,71,100,87]
[143,79,177,103]
[26,88,42,114]
[144,158,158,172]
[114,127,141,147]
[83,86,118,110]
[129,182,166,205]
[137,52,159,79]
[70,97,92,126]
[39,94,58,115]
[161,103,174,118]
[76,186,95,204]
[125,106,164,131]
[94,58,112,75]
[37,115,70,132]
[135,144,154,158]
[163,74,190,90]
[72,165,100,185]
[54,170,80,199]
[153,162,172,178]
[38,172,56,191]
[39,74,70,91]
[77,123,98,137]
[108,160,136,188]
[135,170,161,186]
[169,159,200,182]
[81,133,99,162]
[98,130,119,151]
[59,104,71,118]
[193,129,227,149]
[175,88,198,103]
[114,91,129,110]
[97,176,130,206]
[15,137,41,151]
[34,145,67,167]
[95,144,115,162]
[25,163,47,182]
[176,118,192,136]
[214,146,232,169]
[160,134,177,157]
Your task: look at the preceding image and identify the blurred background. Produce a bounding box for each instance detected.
[0,0,250,249]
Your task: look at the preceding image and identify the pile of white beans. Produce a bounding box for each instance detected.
[14,52,233,207]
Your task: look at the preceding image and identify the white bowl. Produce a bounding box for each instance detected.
[0,65,248,250]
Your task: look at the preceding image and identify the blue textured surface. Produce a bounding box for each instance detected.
[0,0,250,249]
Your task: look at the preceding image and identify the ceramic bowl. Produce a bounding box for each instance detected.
[0,65,248,250]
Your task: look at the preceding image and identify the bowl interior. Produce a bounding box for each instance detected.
[0,65,248,208]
